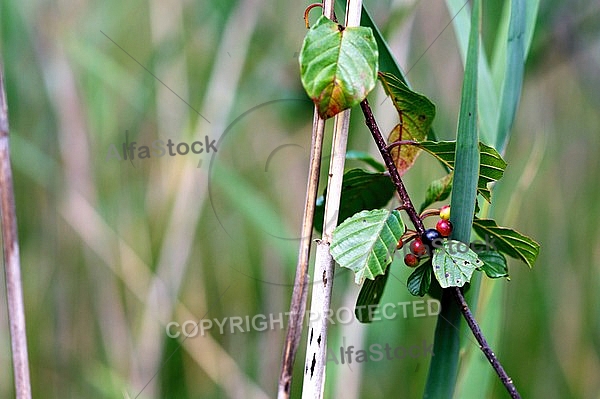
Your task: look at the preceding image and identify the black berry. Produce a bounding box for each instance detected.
[421,228,442,251]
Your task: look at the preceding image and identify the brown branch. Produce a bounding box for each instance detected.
[386,139,418,151]
[359,98,521,399]
[359,99,424,235]
[277,111,325,399]
[0,63,32,399]
[452,288,521,399]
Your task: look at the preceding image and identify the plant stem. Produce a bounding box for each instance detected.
[278,110,325,399]
[302,102,351,399]
[452,287,521,399]
[359,98,521,399]
[0,64,32,399]
[359,99,424,235]
[301,2,362,398]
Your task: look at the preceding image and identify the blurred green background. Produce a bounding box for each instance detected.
[1,0,599,398]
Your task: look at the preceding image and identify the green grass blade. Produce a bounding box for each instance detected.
[457,1,539,397]
[445,0,497,146]
[424,0,481,397]
[424,288,462,399]
[357,4,405,80]
[523,0,540,57]
[495,0,526,151]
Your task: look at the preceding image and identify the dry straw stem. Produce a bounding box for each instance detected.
[0,63,32,399]
[300,1,363,398]
[278,111,325,398]
[277,2,335,398]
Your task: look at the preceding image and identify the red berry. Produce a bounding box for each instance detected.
[404,253,419,267]
[410,238,427,256]
[397,239,404,250]
[436,219,453,237]
[439,205,451,220]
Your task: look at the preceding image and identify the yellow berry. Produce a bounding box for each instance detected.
[439,205,450,220]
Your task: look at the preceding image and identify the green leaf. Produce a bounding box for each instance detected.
[330,209,404,284]
[407,260,432,297]
[416,141,506,202]
[299,15,378,119]
[477,250,509,279]
[472,218,540,268]
[379,72,436,138]
[432,240,483,288]
[379,72,436,175]
[314,169,395,233]
[355,266,390,323]
[345,150,385,172]
[419,172,453,212]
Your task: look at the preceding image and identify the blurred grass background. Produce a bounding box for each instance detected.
[1,0,599,398]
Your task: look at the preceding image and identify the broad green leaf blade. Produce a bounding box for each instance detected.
[425,2,481,397]
[477,250,509,278]
[432,240,483,288]
[407,260,432,297]
[416,141,507,202]
[330,209,404,284]
[314,169,395,233]
[379,72,436,175]
[345,150,385,172]
[419,172,453,212]
[472,218,540,268]
[299,15,378,119]
[355,266,390,323]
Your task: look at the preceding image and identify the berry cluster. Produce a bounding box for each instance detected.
[401,205,452,267]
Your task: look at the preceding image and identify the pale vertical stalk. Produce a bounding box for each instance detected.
[301,112,350,399]
[302,3,364,397]
[277,1,336,397]
[0,64,32,399]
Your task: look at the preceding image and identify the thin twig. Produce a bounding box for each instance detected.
[359,97,521,399]
[277,110,325,399]
[0,63,32,399]
[386,139,418,151]
[452,288,521,399]
[359,99,424,235]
